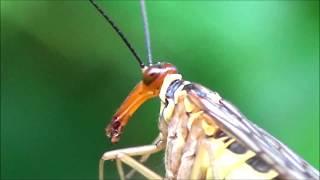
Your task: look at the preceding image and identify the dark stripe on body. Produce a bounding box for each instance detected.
[166,79,184,99]
[246,156,273,173]
[228,141,247,154]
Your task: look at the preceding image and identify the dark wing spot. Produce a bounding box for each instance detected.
[246,156,272,173]
[183,84,195,91]
[214,129,227,139]
[227,141,247,154]
[223,137,232,143]
[183,84,207,98]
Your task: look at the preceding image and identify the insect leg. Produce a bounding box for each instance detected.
[116,159,125,180]
[118,153,162,179]
[126,133,166,178]
[99,144,164,180]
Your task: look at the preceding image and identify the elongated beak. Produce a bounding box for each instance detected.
[106,81,158,143]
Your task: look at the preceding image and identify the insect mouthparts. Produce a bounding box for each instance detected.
[106,118,122,143]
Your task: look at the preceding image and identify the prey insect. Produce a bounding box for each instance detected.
[89,0,320,179]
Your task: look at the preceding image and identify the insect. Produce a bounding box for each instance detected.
[89,0,319,179]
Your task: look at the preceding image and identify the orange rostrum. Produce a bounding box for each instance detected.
[106,63,177,143]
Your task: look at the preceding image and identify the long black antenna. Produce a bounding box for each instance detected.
[140,0,153,65]
[89,0,145,68]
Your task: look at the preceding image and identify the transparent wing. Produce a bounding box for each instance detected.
[184,83,319,179]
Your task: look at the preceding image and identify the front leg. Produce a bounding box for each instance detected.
[125,133,167,179]
[99,134,166,180]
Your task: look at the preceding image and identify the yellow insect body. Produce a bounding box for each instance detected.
[159,74,279,179]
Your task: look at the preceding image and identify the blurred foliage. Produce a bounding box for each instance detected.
[1,1,319,179]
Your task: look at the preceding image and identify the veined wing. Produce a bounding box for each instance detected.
[184,83,319,180]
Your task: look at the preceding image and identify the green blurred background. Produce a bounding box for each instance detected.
[1,1,319,179]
